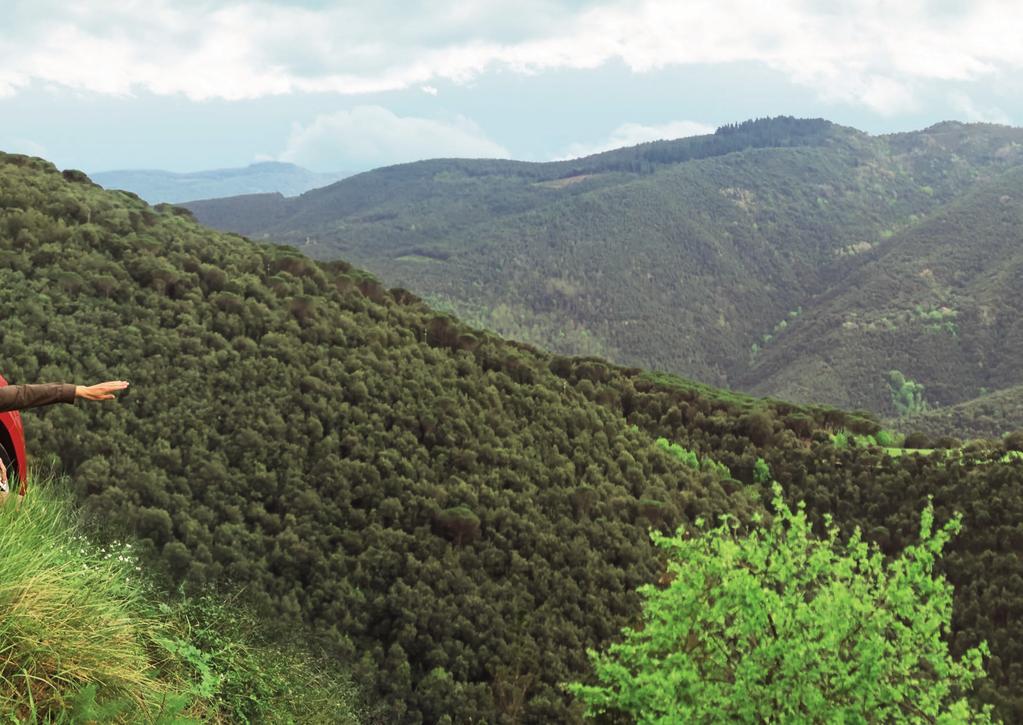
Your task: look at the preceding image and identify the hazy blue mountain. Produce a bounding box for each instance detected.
[91,161,347,203]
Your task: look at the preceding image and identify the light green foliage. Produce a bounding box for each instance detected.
[569,486,994,723]
[752,457,771,484]
[889,370,929,416]
[875,428,900,447]
[914,305,959,336]
[831,430,849,448]
[656,437,732,479]
[754,310,801,353]
[656,437,699,469]
[158,595,364,724]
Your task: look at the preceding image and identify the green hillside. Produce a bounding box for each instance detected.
[742,163,1023,416]
[7,151,1023,720]
[893,385,1023,440]
[1,152,740,721]
[184,118,1023,422]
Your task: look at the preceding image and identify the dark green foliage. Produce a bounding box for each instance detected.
[1004,432,1023,452]
[9,151,1023,721]
[0,152,736,722]
[905,431,933,449]
[747,158,1023,421]
[433,506,481,545]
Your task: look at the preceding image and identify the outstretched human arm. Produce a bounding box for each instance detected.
[0,380,129,496]
[0,380,130,412]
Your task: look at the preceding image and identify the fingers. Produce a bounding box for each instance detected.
[96,381,129,391]
[85,381,130,401]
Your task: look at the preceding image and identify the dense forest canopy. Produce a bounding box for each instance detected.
[4,151,1023,720]
[185,117,1023,431]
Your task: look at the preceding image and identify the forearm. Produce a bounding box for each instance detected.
[0,383,77,413]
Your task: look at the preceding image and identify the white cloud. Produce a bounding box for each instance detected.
[278,106,510,171]
[1,137,48,158]
[556,120,715,160]
[949,91,1012,124]
[3,0,1023,114]
[420,85,439,96]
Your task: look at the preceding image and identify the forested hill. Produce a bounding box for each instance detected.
[184,117,1023,428]
[6,151,1023,720]
[893,384,1023,440]
[739,162,1023,413]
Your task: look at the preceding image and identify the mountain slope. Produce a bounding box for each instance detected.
[893,384,1023,440]
[92,161,346,203]
[8,151,1023,719]
[185,118,1023,418]
[741,164,1023,415]
[1,152,741,722]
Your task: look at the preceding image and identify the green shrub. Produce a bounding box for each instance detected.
[875,429,898,447]
[889,370,928,416]
[158,594,364,724]
[904,431,932,449]
[752,457,771,484]
[1004,431,1023,453]
[568,486,993,722]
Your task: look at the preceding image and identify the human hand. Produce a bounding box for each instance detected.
[75,380,130,401]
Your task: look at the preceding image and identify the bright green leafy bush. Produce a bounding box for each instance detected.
[569,486,993,722]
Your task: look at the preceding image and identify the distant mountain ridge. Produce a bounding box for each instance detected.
[92,161,347,203]
[184,117,1023,431]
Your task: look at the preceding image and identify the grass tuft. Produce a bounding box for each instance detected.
[0,474,364,723]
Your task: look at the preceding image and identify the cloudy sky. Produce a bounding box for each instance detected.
[2,0,1021,174]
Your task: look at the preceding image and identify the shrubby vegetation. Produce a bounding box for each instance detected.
[5,151,1023,720]
[0,476,361,722]
[570,487,993,722]
[889,369,928,416]
[0,153,740,721]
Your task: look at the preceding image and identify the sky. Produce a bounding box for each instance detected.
[2,0,1022,175]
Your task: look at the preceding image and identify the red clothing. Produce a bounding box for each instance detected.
[0,383,76,413]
